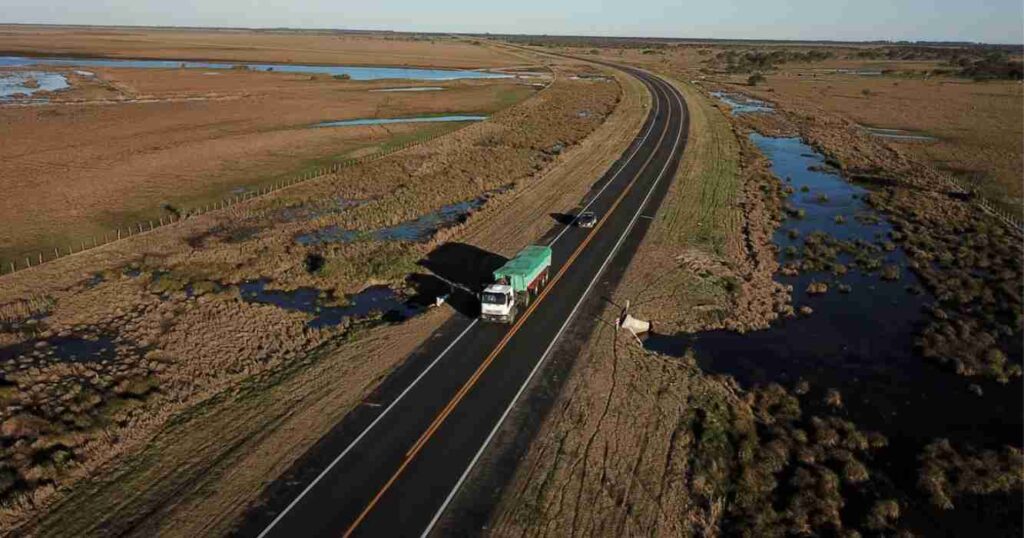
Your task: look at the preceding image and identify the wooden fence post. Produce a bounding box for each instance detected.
[8,262,13,273]
[117,229,121,240]
[38,253,42,264]
[25,257,30,268]
[54,247,59,258]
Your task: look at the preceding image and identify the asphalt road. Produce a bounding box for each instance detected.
[238,65,689,538]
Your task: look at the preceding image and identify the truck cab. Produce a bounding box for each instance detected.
[480,283,516,323]
[479,245,552,324]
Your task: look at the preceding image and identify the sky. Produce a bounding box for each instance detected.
[3,0,1023,44]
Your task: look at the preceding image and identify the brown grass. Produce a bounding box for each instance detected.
[0,66,537,261]
[549,43,1023,210]
[0,25,526,69]
[740,74,1023,205]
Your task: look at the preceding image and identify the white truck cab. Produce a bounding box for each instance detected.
[480,283,516,323]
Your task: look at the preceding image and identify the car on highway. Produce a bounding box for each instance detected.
[575,211,597,228]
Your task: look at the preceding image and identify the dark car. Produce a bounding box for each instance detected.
[576,211,597,228]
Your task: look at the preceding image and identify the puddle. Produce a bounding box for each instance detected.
[0,334,117,364]
[296,197,486,245]
[238,280,423,327]
[862,126,937,142]
[0,70,69,100]
[0,56,511,81]
[273,198,368,223]
[313,115,486,128]
[369,87,444,92]
[710,91,774,114]
[643,133,1022,535]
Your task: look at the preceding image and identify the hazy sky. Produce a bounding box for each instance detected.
[4,0,1023,44]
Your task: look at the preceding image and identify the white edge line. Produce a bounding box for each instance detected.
[421,76,685,538]
[548,75,660,246]
[259,68,665,538]
[256,319,478,538]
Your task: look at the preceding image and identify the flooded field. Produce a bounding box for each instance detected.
[0,70,68,100]
[296,196,489,245]
[0,55,510,81]
[239,279,424,328]
[644,134,1022,536]
[0,334,117,365]
[710,91,774,114]
[313,114,486,128]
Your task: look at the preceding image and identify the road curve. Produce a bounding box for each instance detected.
[236,65,689,538]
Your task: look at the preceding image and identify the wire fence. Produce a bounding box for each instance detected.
[944,176,1023,234]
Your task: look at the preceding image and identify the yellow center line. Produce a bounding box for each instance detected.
[341,76,674,538]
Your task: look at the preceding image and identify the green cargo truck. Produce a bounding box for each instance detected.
[479,245,552,323]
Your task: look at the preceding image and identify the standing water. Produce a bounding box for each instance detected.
[0,56,511,81]
[644,134,1022,536]
[0,71,69,100]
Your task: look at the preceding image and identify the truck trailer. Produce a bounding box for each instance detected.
[479,245,552,324]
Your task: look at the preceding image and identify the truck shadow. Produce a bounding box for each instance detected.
[414,242,509,318]
[549,212,576,225]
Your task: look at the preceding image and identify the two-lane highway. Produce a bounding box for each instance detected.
[238,65,688,538]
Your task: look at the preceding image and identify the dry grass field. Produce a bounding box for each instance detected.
[0,66,537,262]
[0,25,525,68]
[530,41,1024,211]
[737,74,1023,205]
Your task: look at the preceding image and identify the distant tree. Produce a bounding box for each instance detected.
[861,88,872,97]
[747,73,766,86]
[333,73,352,81]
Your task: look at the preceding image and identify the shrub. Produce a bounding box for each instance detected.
[748,73,766,86]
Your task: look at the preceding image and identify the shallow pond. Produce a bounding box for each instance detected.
[0,70,68,99]
[0,334,117,364]
[313,114,486,128]
[296,197,485,245]
[710,91,774,114]
[239,280,423,328]
[0,56,510,81]
[644,134,1022,535]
